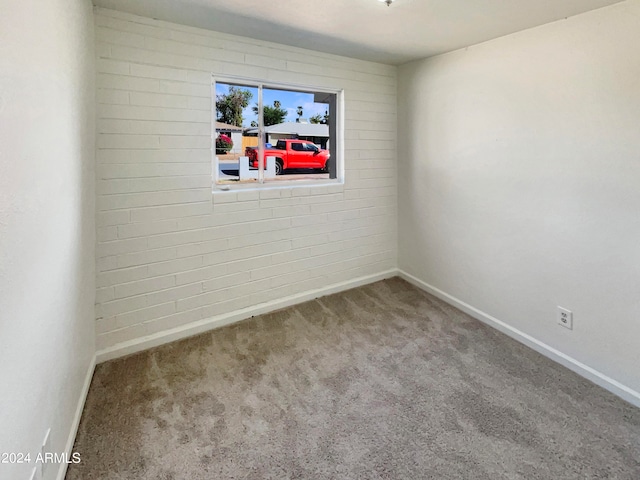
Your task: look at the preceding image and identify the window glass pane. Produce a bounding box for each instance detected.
[261,87,331,182]
[215,82,258,183]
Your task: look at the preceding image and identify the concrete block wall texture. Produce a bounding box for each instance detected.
[94,8,398,356]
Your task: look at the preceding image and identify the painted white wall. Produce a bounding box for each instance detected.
[0,0,96,479]
[94,9,397,357]
[398,0,640,396]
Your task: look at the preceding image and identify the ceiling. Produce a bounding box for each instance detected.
[93,0,623,65]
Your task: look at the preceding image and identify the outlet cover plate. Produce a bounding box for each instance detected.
[41,428,51,478]
[558,306,573,330]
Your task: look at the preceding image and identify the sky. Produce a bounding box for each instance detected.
[215,83,328,127]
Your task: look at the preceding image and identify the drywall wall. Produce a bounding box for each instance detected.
[398,0,640,398]
[94,9,397,357]
[0,0,96,479]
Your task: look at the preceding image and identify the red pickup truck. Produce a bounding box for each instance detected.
[246,139,330,175]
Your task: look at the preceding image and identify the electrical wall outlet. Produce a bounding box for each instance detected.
[558,306,573,330]
[40,428,51,478]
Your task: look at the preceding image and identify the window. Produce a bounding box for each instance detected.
[213,76,342,188]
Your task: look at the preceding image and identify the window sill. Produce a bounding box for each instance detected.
[212,178,344,196]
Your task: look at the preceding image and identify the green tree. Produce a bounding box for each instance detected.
[216,86,253,127]
[310,110,330,125]
[252,100,287,126]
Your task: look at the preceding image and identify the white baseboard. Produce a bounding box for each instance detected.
[56,354,96,480]
[398,270,640,409]
[96,269,397,363]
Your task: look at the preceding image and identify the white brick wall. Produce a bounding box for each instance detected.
[94,8,398,353]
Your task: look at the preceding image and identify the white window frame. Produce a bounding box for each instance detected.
[212,75,344,192]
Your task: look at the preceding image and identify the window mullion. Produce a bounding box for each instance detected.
[257,84,265,184]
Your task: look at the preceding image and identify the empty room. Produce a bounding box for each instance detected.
[1,0,639,479]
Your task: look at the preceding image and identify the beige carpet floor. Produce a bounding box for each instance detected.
[67,278,640,479]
